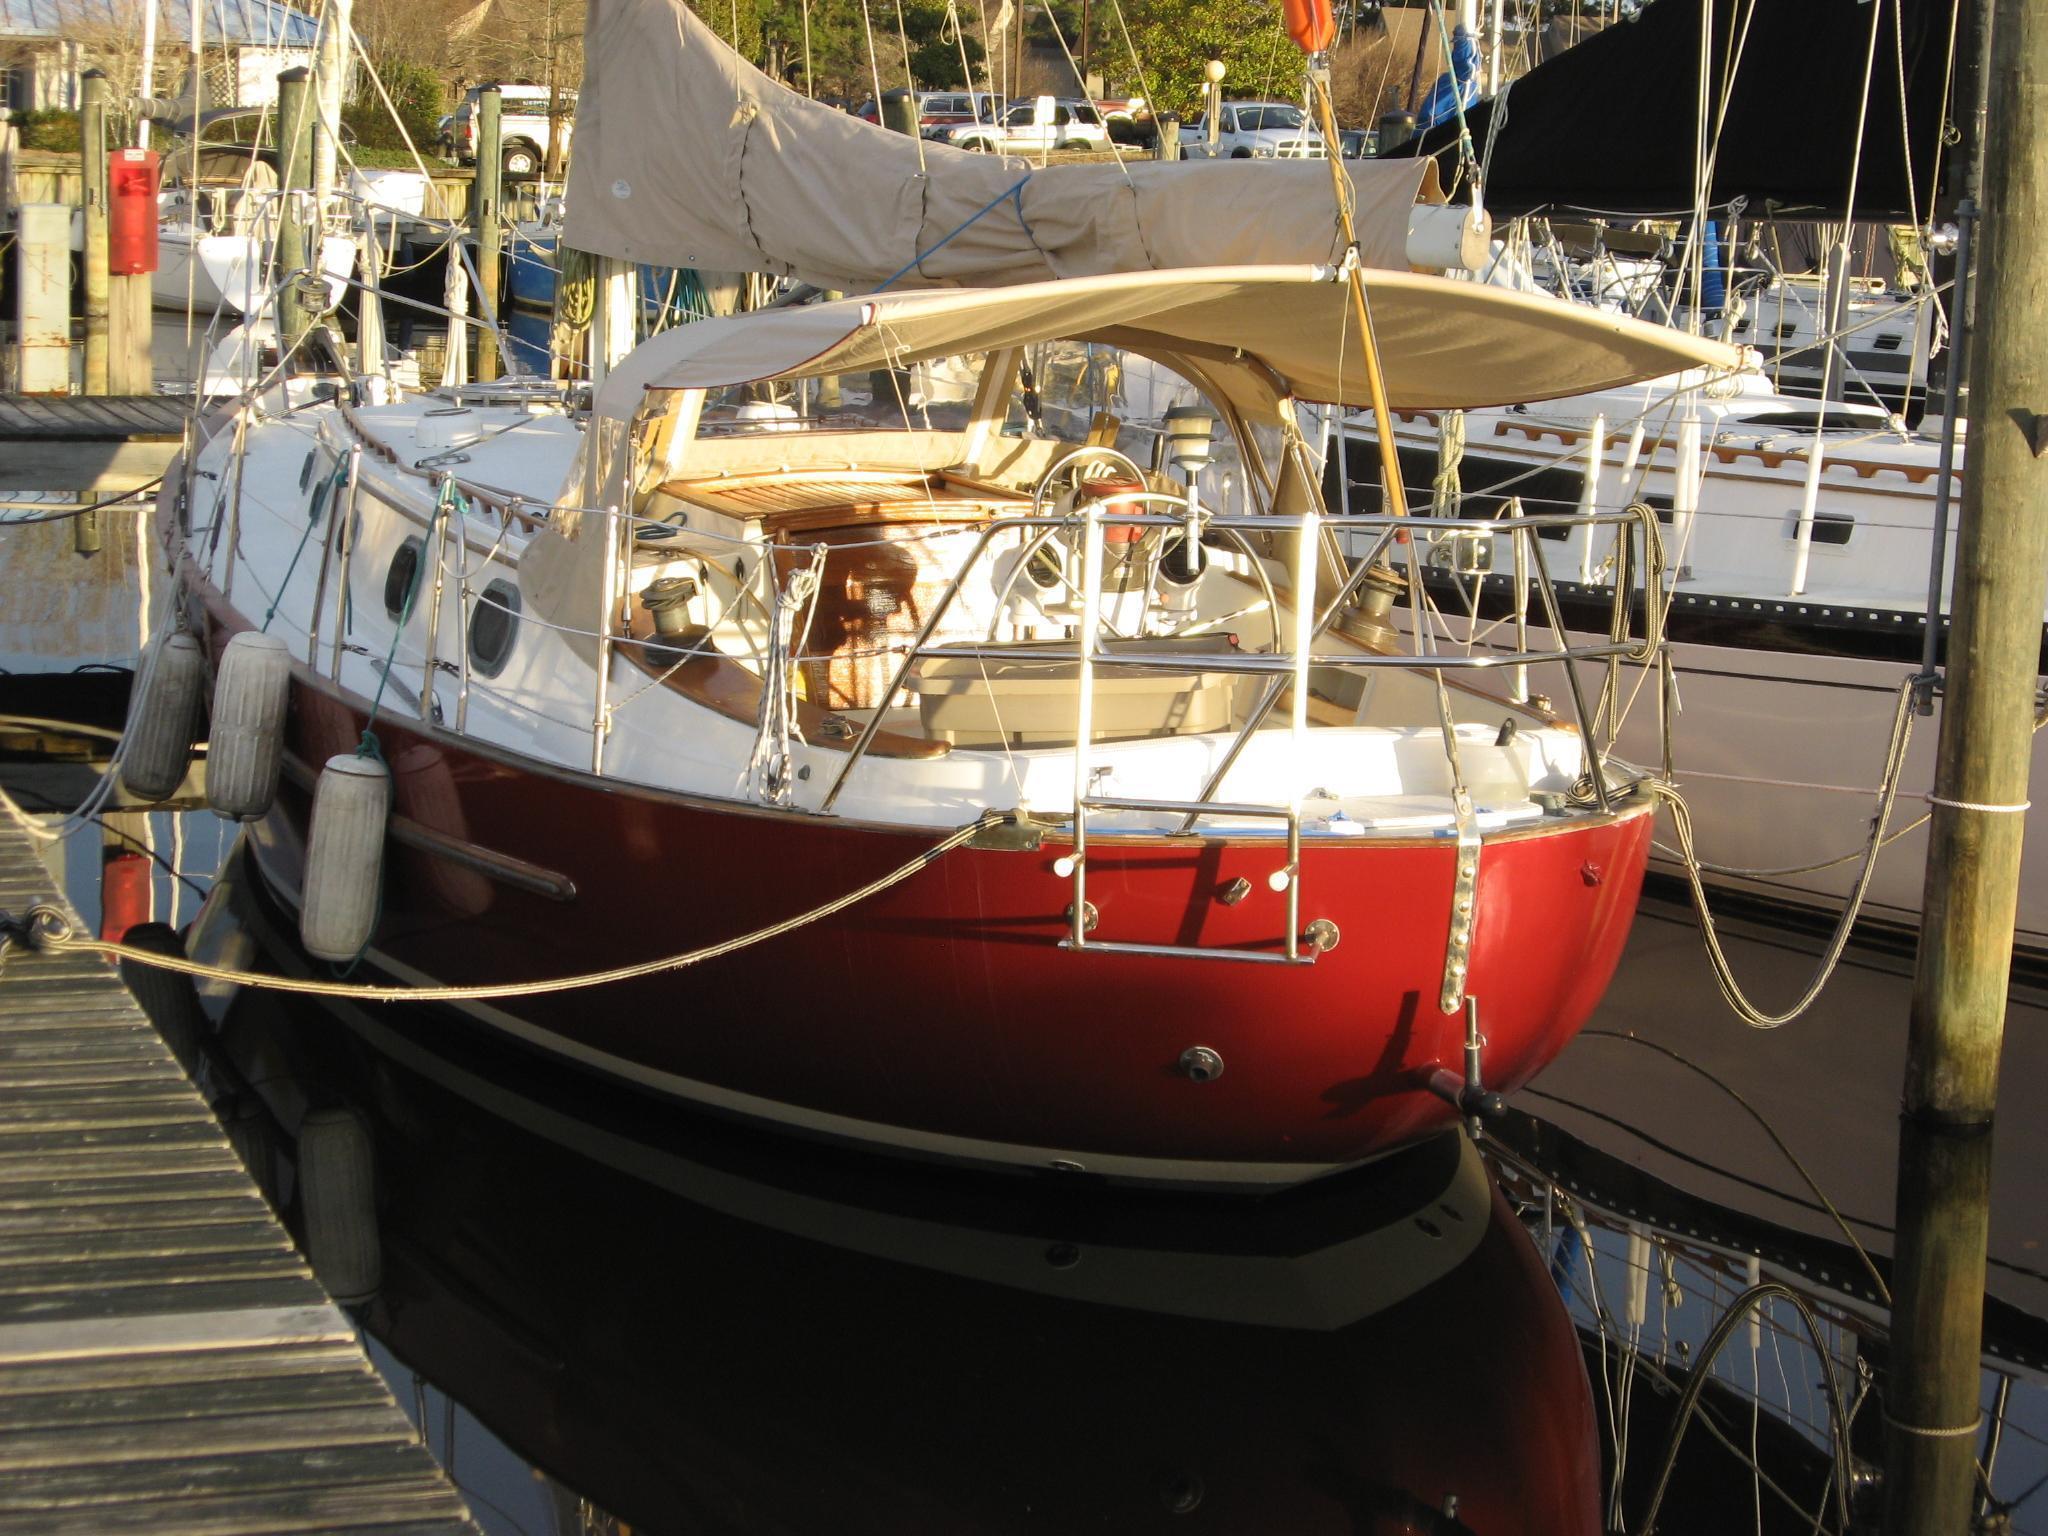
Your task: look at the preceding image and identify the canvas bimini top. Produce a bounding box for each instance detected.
[592,265,1748,422]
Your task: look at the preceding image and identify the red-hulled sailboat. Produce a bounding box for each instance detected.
[151,0,1740,1187]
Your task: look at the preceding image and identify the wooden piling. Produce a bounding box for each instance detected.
[474,87,503,382]
[1882,0,2048,1529]
[879,88,919,137]
[109,276,152,395]
[80,71,110,397]
[13,204,72,395]
[275,67,317,356]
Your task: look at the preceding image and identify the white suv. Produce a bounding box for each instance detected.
[944,96,1109,154]
[1181,101,1326,159]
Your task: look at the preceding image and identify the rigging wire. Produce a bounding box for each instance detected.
[1039,2,1134,186]
[1101,0,1162,144]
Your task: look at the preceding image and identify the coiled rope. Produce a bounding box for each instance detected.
[1,803,1004,1004]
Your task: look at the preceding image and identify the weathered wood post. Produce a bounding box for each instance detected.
[14,204,72,394]
[80,70,111,396]
[475,86,504,381]
[275,67,318,356]
[1155,112,1180,161]
[1882,0,2048,1529]
[880,88,919,137]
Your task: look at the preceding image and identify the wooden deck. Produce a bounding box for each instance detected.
[0,395,191,493]
[0,813,477,1535]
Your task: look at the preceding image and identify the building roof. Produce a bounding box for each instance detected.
[0,0,320,48]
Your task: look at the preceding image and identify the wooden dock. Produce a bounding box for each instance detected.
[0,809,477,1534]
[0,395,191,492]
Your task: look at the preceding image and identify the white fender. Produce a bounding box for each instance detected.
[120,632,207,802]
[300,753,390,962]
[206,631,293,819]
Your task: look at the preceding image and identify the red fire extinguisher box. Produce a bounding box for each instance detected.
[108,148,160,276]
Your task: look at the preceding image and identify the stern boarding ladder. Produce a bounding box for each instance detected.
[807,493,1669,971]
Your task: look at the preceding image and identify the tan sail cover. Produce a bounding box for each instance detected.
[564,0,1436,289]
[593,265,1746,420]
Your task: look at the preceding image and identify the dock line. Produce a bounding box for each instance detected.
[2,797,1007,1004]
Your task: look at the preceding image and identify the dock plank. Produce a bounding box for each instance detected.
[0,805,475,1534]
[0,394,190,442]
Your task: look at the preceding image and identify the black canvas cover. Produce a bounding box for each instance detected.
[1398,0,1954,221]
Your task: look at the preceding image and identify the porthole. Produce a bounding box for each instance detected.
[468,579,521,678]
[383,539,424,619]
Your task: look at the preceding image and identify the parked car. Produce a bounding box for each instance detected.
[856,91,1003,133]
[919,92,1001,132]
[1099,96,1154,146]
[942,96,1109,153]
[450,83,576,179]
[1180,100,1326,159]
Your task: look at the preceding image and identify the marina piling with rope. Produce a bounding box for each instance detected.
[1882,0,2048,1529]
[0,806,477,1535]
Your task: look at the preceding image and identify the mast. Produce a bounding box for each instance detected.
[312,0,353,228]
[138,0,159,149]
[1882,0,2047,1530]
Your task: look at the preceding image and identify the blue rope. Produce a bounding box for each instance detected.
[874,176,1034,293]
[261,457,351,634]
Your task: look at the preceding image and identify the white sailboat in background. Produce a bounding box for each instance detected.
[1353,0,2027,955]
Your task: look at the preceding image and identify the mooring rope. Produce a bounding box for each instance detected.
[0,798,1003,1004]
[1649,675,1920,1030]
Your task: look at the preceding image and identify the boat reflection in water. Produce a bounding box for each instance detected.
[205,868,1604,1535]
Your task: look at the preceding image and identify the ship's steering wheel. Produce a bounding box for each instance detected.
[1029,445,1154,520]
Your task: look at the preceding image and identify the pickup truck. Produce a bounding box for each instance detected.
[446,84,576,180]
[1180,100,1326,159]
[940,96,1110,154]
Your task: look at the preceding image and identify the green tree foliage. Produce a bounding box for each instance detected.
[1115,0,1302,115]
[12,109,82,153]
[740,0,986,97]
[342,59,447,150]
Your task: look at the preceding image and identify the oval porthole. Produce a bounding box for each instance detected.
[383,539,424,619]
[468,579,521,678]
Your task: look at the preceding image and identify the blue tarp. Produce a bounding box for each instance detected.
[1415,24,1479,133]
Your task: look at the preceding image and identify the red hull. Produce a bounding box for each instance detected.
[231,632,1652,1181]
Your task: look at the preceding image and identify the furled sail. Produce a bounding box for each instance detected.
[564,0,1437,291]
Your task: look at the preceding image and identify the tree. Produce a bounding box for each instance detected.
[1115,0,1304,116]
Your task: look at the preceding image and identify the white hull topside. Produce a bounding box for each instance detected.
[152,231,357,317]
[1427,614,2048,952]
[1341,371,2044,952]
